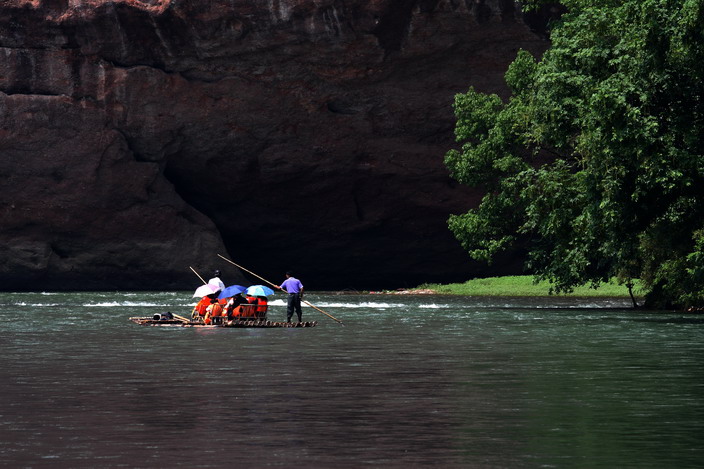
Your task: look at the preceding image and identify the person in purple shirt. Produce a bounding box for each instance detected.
[279,271,304,323]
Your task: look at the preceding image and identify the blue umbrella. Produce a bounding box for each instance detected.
[246,285,275,297]
[218,284,247,299]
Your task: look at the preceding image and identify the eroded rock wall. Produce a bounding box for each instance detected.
[0,0,549,290]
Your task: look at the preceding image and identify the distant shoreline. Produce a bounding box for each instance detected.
[381,276,642,298]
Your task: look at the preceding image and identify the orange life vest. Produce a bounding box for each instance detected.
[232,298,256,318]
[231,304,253,318]
[203,302,224,325]
[207,303,224,317]
[194,297,212,317]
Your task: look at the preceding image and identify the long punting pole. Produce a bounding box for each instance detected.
[190,266,207,285]
[217,253,344,325]
[188,266,208,320]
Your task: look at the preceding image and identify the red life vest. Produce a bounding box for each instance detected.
[255,297,268,316]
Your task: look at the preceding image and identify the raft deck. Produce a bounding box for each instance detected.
[129,317,317,328]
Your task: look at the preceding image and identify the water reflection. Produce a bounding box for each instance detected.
[0,292,703,468]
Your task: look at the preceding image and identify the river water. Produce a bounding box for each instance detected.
[1,292,703,468]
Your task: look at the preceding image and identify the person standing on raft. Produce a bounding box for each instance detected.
[208,270,225,291]
[279,271,304,323]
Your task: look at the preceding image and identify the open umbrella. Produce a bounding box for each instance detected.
[218,284,247,299]
[246,285,275,297]
[193,283,220,298]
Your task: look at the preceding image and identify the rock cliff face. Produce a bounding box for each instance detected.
[0,0,549,290]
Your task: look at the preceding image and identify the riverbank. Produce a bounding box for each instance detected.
[395,276,643,298]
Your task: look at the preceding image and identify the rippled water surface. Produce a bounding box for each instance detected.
[1,292,703,468]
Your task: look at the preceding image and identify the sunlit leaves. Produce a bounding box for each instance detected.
[445,88,529,188]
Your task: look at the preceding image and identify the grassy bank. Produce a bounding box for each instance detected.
[416,276,643,298]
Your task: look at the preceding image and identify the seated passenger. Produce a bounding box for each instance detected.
[225,293,247,320]
[204,301,224,325]
[239,296,258,318]
[192,293,218,321]
[254,296,268,318]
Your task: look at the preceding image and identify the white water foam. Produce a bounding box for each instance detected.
[267,299,407,309]
[10,302,62,307]
[87,301,184,307]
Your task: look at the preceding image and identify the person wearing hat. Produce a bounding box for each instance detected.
[279,271,304,323]
[208,269,225,291]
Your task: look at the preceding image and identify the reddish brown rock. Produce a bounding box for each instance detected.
[0,0,550,290]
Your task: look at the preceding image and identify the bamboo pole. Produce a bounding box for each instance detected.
[190,266,207,285]
[217,253,344,325]
[188,267,209,320]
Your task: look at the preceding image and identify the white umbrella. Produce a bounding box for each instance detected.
[193,283,220,298]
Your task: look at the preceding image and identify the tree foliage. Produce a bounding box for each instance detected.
[446,0,704,308]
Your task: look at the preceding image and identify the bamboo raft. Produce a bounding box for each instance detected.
[129,317,317,328]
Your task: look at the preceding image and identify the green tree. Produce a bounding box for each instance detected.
[446,0,704,308]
